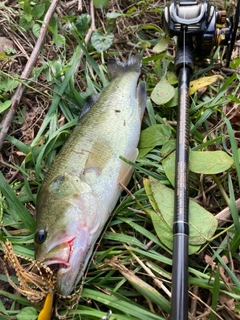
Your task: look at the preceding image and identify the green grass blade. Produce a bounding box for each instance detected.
[31,45,82,146]
[210,265,220,320]
[228,172,240,231]
[69,306,139,320]
[81,288,166,320]
[230,229,240,255]
[0,172,35,232]
[225,117,240,188]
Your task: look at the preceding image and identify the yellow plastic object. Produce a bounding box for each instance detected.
[38,291,54,320]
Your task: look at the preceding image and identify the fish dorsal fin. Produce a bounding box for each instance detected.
[137,81,146,119]
[118,148,138,187]
[80,93,101,118]
[108,55,142,79]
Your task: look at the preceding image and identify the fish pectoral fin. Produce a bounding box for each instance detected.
[137,81,146,119]
[80,93,101,118]
[84,141,113,183]
[83,166,101,185]
[118,148,138,187]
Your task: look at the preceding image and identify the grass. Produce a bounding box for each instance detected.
[0,0,240,319]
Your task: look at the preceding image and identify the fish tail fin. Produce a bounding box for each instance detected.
[107,55,142,78]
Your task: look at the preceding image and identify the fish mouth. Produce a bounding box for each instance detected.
[43,259,70,273]
[41,237,77,294]
[39,232,90,296]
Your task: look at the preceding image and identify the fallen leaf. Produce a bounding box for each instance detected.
[189,75,224,95]
[0,37,14,53]
[138,124,171,158]
[153,36,169,53]
[144,177,218,254]
[204,254,216,271]
[151,77,175,105]
[219,293,235,310]
[162,151,234,186]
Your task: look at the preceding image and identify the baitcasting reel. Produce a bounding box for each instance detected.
[162,0,240,66]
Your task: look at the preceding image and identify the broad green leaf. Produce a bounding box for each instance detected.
[162,151,175,185]
[138,124,171,158]
[31,3,46,19]
[189,75,224,95]
[106,12,123,19]
[0,78,19,92]
[22,13,32,23]
[230,57,240,70]
[23,0,31,14]
[161,139,176,157]
[0,52,7,61]
[75,14,91,35]
[32,23,41,38]
[151,77,175,105]
[153,36,169,53]
[166,71,178,85]
[189,151,233,174]
[91,31,114,53]
[138,40,152,49]
[144,177,218,254]
[93,0,109,9]
[164,87,178,108]
[16,307,38,320]
[163,151,234,186]
[0,100,11,113]
[19,17,34,31]
[53,33,66,48]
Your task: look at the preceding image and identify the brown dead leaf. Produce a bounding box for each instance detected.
[204,254,216,271]
[0,37,14,53]
[219,293,235,310]
[230,114,240,127]
[219,256,231,285]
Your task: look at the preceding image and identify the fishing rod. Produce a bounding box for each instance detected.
[162,1,240,319]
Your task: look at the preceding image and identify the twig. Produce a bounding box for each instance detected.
[78,0,83,11]
[0,0,60,150]
[215,198,240,227]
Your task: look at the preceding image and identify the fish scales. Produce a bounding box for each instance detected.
[35,55,146,296]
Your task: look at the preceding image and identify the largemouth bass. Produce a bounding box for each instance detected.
[34,55,146,296]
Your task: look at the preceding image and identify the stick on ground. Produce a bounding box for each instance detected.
[0,0,60,150]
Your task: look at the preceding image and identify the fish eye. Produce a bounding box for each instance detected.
[35,229,47,244]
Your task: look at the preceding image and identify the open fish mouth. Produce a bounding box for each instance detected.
[38,233,89,296]
[43,259,70,272]
[40,238,74,281]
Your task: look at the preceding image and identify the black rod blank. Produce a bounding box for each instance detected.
[170,35,194,320]
[170,67,190,320]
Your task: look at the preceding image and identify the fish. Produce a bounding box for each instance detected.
[34,55,146,296]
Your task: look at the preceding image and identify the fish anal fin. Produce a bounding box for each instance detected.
[118,148,138,187]
[137,81,146,119]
